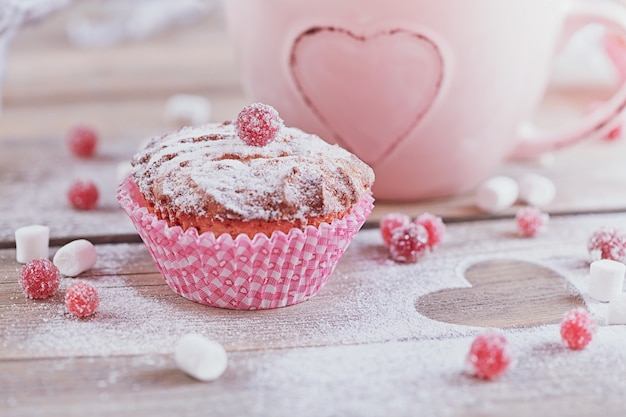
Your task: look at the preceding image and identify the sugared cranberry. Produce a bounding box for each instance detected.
[515,206,549,237]
[20,258,61,299]
[65,281,99,318]
[388,223,429,263]
[588,227,626,262]
[67,125,98,158]
[560,308,596,350]
[466,331,513,380]
[380,213,411,247]
[605,125,622,141]
[414,212,446,249]
[68,180,99,210]
[235,103,283,146]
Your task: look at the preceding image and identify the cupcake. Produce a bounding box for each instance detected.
[117,103,374,309]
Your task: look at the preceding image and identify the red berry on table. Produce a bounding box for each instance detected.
[388,223,429,263]
[65,281,99,318]
[19,258,61,299]
[560,308,596,350]
[67,125,98,158]
[515,206,549,237]
[605,125,622,141]
[466,331,513,380]
[235,103,284,146]
[588,227,626,262]
[414,212,446,249]
[68,180,99,210]
[380,212,411,247]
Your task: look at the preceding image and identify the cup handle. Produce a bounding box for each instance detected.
[510,0,626,159]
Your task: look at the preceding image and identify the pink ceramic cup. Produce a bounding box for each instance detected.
[223,0,626,201]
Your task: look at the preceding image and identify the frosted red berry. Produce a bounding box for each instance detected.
[515,206,549,237]
[380,213,411,247]
[235,103,284,146]
[388,223,429,263]
[19,258,61,299]
[605,125,622,141]
[414,212,446,249]
[560,308,596,350]
[466,331,513,380]
[65,281,99,318]
[67,125,98,158]
[68,179,99,210]
[588,228,626,262]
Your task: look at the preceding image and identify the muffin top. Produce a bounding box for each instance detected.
[131,120,374,223]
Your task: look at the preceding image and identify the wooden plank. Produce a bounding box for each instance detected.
[3,7,240,105]
[2,333,626,417]
[2,212,624,360]
[2,213,626,415]
[415,259,584,328]
[0,137,140,247]
[0,93,247,142]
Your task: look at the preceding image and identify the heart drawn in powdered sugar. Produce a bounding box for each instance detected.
[415,259,585,329]
[290,27,444,166]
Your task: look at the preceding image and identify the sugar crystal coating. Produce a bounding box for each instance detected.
[130,120,374,227]
[588,228,626,262]
[516,206,549,237]
[388,223,429,263]
[67,125,98,158]
[19,258,61,299]
[560,308,596,350]
[414,212,446,248]
[68,179,99,210]
[235,103,284,147]
[466,331,513,380]
[380,212,411,247]
[65,281,99,318]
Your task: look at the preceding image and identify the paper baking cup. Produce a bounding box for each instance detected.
[117,176,373,310]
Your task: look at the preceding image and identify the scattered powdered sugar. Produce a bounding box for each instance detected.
[4,275,196,358]
[7,212,624,359]
[4,213,626,414]
[130,123,374,221]
[244,325,626,416]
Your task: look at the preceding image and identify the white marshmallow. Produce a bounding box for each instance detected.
[607,292,626,325]
[174,333,227,382]
[53,239,98,277]
[165,94,211,126]
[474,176,519,213]
[589,259,625,302]
[15,225,50,263]
[517,173,556,207]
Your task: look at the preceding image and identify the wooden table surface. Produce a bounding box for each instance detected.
[2,5,626,417]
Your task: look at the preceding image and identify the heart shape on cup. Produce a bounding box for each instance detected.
[290,27,443,166]
[415,259,584,329]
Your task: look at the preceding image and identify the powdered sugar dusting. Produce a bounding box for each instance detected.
[3,212,621,359]
[4,213,626,414]
[4,276,192,357]
[131,123,374,221]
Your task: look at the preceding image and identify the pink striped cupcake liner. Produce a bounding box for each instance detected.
[117,176,373,310]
